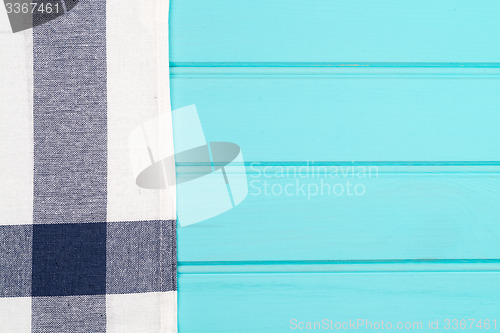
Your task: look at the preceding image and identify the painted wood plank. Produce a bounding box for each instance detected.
[171,76,500,161]
[178,260,500,274]
[178,272,500,332]
[177,166,500,261]
[170,0,500,63]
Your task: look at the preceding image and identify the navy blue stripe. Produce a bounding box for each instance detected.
[31,0,108,329]
[32,222,106,297]
[33,0,107,224]
[0,225,32,297]
[107,220,177,294]
[32,295,106,333]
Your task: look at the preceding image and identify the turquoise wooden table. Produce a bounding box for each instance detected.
[170,1,500,331]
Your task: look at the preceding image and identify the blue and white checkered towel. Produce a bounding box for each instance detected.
[0,0,177,331]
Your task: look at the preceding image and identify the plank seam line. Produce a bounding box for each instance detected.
[179,259,500,266]
[171,62,500,68]
[176,161,500,167]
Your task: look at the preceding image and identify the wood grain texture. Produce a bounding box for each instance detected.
[179,260,500,274]
[170,1,500,331]
[178,272,500,332]
[171,76,500,161]
[178,166,500,262]
[170,0,500,63]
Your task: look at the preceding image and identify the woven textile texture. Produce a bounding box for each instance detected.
[0,0,177,331]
